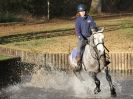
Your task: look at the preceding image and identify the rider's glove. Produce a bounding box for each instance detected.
[78,36,84,40]
[83,37,90,44]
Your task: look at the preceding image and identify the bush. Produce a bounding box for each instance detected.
[0,12,24,23]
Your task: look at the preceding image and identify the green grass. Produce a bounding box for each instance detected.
[0,21,74,37]
[0,55,10,60]
[0,16,133,53]
[104,28,133,52]
[3,27,133,53]
[0,16,132,37]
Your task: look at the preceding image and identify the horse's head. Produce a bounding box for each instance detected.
[90,27,105,57]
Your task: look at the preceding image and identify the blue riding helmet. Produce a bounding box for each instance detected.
[77,4,87,12]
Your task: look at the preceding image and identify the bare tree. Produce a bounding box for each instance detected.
[90,0,102,14]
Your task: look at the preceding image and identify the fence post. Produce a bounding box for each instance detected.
[132,53,133,74]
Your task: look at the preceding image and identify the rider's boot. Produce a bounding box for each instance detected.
[74,56,82,72]
[73,58,84,81]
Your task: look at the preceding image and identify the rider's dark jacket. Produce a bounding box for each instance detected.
[75,16,96,40]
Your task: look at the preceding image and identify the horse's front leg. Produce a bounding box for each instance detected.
[105,67,117,97]
[73,68,84,81]
[91,72,101,94]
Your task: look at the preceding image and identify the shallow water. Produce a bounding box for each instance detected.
[0,68,133,99]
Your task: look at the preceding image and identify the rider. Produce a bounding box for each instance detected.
[74,4,97,71]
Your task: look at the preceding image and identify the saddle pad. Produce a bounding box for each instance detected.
[71,48,79,59]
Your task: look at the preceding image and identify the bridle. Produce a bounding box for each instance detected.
[92,32,109,52]
[88,32,107,60]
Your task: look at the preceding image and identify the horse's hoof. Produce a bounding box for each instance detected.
[94,87,101,94]
[111,89,117,97]
[111,93,117,98]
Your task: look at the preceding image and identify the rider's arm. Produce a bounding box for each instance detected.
[75,18,84,40]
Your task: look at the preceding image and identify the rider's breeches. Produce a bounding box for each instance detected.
[77,39,86,60]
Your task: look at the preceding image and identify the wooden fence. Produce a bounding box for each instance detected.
[0,46,132,74]
[109,52,133,75]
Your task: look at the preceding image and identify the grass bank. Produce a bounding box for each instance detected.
[0,16,133,53]
[0,55,10,60]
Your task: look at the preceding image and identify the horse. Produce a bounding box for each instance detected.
[69,27,117,97]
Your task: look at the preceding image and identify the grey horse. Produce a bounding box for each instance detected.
[69,27,117,97]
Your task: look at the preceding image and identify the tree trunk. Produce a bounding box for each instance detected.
[90,0,102,14]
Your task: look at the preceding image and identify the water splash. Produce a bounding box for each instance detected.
[0,66,124,99]
[22,67,122,98]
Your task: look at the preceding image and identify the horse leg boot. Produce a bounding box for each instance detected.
[91,72,101,94]
[105,58,110,66]
[105,67,117,97]
[104,53,110,66]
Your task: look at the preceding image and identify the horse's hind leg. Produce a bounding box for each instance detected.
[91,72,101,94]
[105,67,117,97]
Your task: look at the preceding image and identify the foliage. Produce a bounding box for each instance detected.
[102,0,133,12]
[0,12,23,23]
[0,0,132,21]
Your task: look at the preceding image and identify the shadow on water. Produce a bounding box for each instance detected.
[0,59,133,99]
[0,57,35,89]
[0,57,21,89]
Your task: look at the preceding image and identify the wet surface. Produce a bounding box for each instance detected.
[0,68,133,99]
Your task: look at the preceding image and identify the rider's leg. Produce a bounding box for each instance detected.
[74,39,86,72]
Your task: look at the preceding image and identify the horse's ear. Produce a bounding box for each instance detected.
[91,28,97,34]
[98,27,104,33]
